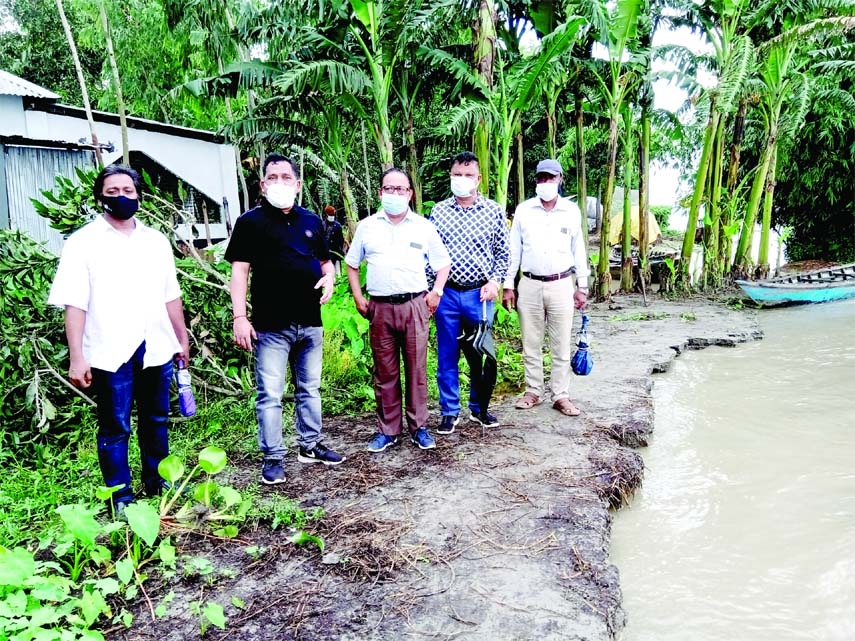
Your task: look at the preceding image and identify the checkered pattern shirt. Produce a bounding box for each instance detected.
[428,195,510,286]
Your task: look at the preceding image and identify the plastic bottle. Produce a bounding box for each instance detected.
[175,359,197,417]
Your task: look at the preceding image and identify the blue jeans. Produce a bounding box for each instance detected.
[91,342,172,505]
[435,288,495,416]
[255,324,323,459]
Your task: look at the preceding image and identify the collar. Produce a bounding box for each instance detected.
[534,196,573,213]
[377,208,414,223]
[94,214,144,235]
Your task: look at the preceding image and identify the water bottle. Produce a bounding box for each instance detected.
[175,359,197,417]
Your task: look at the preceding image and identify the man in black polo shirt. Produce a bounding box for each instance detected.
[226,153,344,485]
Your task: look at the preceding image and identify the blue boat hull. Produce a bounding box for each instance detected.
[736,280,855,306]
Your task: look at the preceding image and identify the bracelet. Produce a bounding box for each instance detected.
[233,314,247,320]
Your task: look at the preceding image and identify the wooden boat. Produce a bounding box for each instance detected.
[736,263,855,306]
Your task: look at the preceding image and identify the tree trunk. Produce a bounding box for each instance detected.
[515,130,525,209]
[620,119,633,292]
[638,108,651,290]
[546,89,558,159]
[361,122,373,217]
[472,0,497,191]
[99,1,129,165]
[575,93,589,243]
[405,114,422,214]
[678,106,720,289]
[703,116,726,289]
[734,128,776,272]
[596,114,619,301]
[55,0,102,167]
[341,168,359,239]
[757,143,778,278]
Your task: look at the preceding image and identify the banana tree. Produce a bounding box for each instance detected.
[588,0,643,301]
[733,13,854,274]
[424,19,587,208]
[676,0,755,289]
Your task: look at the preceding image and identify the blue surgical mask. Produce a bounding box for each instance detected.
[381,193,410,215]
[102,195,139,220]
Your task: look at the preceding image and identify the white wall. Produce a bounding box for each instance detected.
[21,109,239,237]
[0,95,26,134]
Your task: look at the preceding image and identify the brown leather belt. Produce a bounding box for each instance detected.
[522,269,573,282]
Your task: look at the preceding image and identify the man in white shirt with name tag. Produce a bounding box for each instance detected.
[49,165,190,513]
[345,168,450,453]
[502,159,589,417]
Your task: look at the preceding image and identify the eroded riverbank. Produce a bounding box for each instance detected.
[115,294,760,641]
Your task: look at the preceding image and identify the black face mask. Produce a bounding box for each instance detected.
[102,195,139,220]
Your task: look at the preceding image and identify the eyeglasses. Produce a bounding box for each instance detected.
[381,185,411,195]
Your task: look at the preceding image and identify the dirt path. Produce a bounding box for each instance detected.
[115,294,760,641]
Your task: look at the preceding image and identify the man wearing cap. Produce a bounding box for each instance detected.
[428,150,510,434]
[502,159,589,416]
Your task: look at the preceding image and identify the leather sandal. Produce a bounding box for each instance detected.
[552,398,581,416]
[515,392,543,410]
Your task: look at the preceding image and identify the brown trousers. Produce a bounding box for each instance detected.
[367,296,430,435]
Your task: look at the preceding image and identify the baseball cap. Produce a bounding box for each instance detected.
[535,159,563,176]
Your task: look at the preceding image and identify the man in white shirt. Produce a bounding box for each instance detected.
[502,159,589,417]
[49,165,190,512]
[345,168,451,453]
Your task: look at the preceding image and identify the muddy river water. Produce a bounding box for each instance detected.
[611,299,855,641]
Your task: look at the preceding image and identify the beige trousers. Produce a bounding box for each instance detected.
[517,275,575,400]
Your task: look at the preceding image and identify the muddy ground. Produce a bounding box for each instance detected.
[110,294,761,641]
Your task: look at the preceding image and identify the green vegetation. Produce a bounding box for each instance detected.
[2,0,855,635]
[2,0,850,285]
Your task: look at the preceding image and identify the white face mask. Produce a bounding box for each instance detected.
[536,182,560,202]
[266,183,296,209]
[450,176,477,198]
[327,216,335,222]
[381,193,410,215]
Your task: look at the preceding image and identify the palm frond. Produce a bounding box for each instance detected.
[274,60,372,97]
[511,18,588,111]
[416,46,492,98]
[717,34,755,114]
[608,0,642,60]
[441,100,498,139]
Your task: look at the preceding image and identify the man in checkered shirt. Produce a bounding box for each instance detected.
[428,151,510,434]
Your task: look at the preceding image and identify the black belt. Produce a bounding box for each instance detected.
[446,280,487,292]
[371,291,427,305]
[523,269,573,282]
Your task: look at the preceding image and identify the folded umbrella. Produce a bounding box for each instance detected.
[458,300,498,413]
[571,313,593,376]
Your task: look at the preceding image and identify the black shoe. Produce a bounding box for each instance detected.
[261,459,286,485]
[297,443,345,466]
[471,410,500,428]
[436,414,460,435]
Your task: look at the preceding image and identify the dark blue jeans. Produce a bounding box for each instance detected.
[435,287,495,417]
[91,342,172,505]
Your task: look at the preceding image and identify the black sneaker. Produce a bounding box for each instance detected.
[471,410,500,428]
[297,443,345,466]
[436,414,460,435]
[261,459,286,485]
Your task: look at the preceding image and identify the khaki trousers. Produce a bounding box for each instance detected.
[517,275,575,400]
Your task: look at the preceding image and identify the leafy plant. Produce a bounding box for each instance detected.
[158,446,251,535]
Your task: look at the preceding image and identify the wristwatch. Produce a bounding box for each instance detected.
[432,288,444,297]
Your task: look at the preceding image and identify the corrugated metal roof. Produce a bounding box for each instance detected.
[0,70,59,99]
